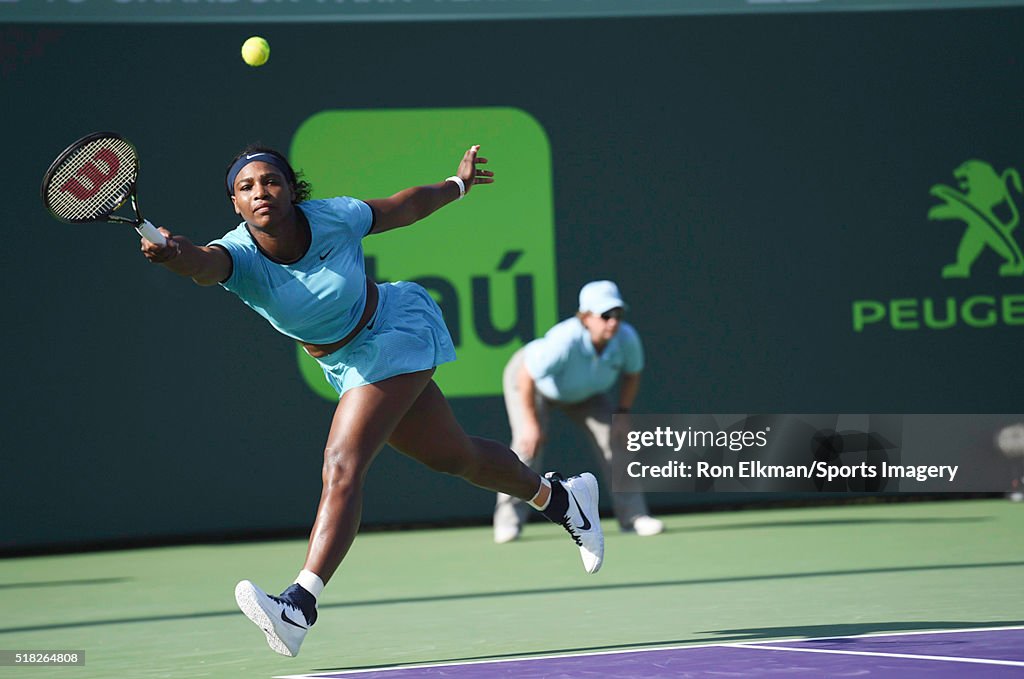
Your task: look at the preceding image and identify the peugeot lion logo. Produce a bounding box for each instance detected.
[851,159,1024,332]
[928,160,1024,278]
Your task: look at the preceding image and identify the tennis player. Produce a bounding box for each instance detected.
[494,281,664,543]
[139,144,603,657]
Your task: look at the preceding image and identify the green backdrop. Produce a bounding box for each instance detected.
[2,6,1022,551]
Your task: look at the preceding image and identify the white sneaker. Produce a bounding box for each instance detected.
[234,580,311,657]
[552,472,604,574]
[631,515,665,537]
[494,524,521,544]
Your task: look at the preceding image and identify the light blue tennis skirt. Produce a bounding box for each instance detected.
[315,281,456,397]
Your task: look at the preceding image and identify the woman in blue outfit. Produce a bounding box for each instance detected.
[140,144,604,658]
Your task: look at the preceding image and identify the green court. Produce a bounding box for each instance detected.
[1,498,1019,678]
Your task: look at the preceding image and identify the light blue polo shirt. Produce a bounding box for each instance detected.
[524,317,644,404]
[208,197,373,344]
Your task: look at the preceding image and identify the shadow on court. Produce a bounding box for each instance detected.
[668,516,992,532]
[4,561,1021,635]
[0,577,130,590]
[514,515,992,542]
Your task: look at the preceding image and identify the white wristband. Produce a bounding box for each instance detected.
[446,175,466,200]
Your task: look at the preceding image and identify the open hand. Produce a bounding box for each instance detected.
[456,145,494,195]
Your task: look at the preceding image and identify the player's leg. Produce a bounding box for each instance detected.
[389,378,537,497]
[235,368,435,657]
[302,368,438,580]
[387,379,604,573]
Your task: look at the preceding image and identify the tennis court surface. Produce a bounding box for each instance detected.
[1,498,1020,678]
[282,627,1023,678]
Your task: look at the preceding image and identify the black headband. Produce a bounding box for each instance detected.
[226,152,292,194]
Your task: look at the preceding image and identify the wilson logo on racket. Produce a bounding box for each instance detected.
[60,148,120,201]
[41,131,167,245]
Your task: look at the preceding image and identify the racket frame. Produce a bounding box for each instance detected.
[40,131,166,245]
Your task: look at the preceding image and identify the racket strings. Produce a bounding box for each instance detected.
[45,137,138,221]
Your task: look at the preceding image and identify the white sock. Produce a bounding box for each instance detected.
[526,476,552,511]
[295,569,325,600]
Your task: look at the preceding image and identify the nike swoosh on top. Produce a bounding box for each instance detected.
[319,248,334,260]
[280,610,307,630]
[571,494,592,530]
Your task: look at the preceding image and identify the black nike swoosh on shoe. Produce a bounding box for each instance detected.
[571,494,592,531]
[280,610,307,629]
[319,248,334,260]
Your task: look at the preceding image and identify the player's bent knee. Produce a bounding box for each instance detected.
[321,446,374,488]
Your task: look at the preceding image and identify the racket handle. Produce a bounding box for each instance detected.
[136,220,167,246]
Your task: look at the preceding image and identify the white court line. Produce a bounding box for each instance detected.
[275,624,1024,678]
[734,643,1024,668]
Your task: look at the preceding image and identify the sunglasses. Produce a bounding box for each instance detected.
[600,308,625,321]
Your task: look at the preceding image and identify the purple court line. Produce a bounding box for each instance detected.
[276,626,1024,679]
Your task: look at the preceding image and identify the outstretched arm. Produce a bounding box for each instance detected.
[140,228,232,286]
[365,145,494,235]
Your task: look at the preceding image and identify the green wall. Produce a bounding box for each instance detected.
[2,7,1022,551]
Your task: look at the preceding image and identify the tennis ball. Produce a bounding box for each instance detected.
[241,36,270,67]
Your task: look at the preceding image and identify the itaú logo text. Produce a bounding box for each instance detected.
[365,251,536,348]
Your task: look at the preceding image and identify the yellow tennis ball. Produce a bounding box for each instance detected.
[241,36,270,67]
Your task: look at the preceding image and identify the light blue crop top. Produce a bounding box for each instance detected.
[208,197,374,344]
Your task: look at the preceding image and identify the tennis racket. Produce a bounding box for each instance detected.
[40,131,166,245]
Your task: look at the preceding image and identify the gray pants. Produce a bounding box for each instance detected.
[494,349,650,532]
